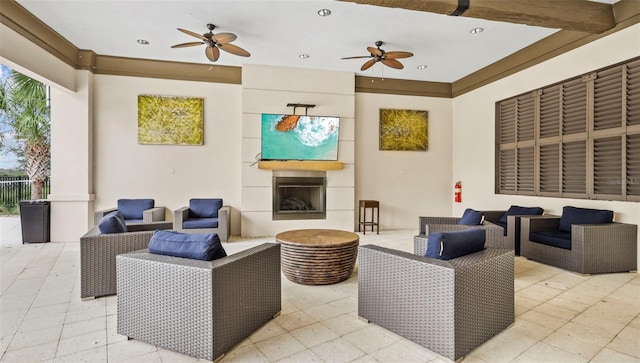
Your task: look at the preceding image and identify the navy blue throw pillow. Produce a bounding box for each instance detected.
[558,206,614,233]
[458,208,483,225]
[97,211,127,234]
[425,228,486,260]
[499,205,544,224]
[148,230,227,261]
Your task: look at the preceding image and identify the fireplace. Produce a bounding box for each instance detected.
[273,176,326,220]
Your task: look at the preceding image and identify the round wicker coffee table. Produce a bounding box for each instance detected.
[276,229,359,285]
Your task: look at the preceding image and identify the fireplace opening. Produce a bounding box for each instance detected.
[273,176,326,220]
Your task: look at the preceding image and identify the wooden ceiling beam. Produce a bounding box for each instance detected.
[337,0,616,33]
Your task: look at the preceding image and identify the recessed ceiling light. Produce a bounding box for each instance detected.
[299,54,310,59]
[417,65,427,69]
[317,9,332,16]
[136,39,149,45]
[470,27,484,34]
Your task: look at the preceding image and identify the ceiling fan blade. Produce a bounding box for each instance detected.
[367,46,383,56]
[219,43,251,57]
[385,51,414,59]
[381,58,404,69]
[177,28,207,41]
[205,46,220,62]
[212,32,237,44]
[341,55,372,60]
[361,59,377,71]
[171,41,205,48]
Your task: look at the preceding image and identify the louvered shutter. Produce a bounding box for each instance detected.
[594,67,623,130]
[628,59,640,126]
[517,147,534,192]
[563,140,586,195]
[593,136,623,196]
[500,149,516,192]
[499,99,516,144]
[517,95,535,141]
[627,133,640,197]
[563,78,587,135]
[539,144,560,193]
[540,86,561,139]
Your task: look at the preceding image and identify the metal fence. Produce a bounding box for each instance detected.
[0,176,51,206]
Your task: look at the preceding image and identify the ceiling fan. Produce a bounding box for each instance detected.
[341,41,413,71]
[171,23,250,62]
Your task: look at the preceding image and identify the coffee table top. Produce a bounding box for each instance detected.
[276,229,359,247]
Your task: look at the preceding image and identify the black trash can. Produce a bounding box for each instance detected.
[19,199,51,243]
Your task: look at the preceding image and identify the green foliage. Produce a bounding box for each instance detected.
[138,95,203,145]
[0,200,19,215]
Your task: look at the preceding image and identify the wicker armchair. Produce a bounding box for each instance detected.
[358,242,514,361]
[417,211,507,249]
[80,222,173,299]
[116,243,281,361]
[94,198,168,226]
[520,216,637,274]
[174,199,230,242]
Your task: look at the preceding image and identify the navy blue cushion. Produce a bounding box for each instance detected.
[558,206,614,233]
[148,230,226,261]
[458,208,483,225]
[183,217,219,229]
[530,231,572,250]
[189,198,223,218]
[97,211,127,234]
[425,228,486,260]
[499,205,544,224]
[117,199,154,220]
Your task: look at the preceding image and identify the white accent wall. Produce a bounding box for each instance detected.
[452,24,640,267]
[241,64,355,236]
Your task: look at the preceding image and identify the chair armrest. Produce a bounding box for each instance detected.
[127,221,173,232]
[174,206,189,228]
[217,206,231,241]
[94,207,117,224]
[418,216,460,234]
[572,223,638,253]
[143,207,166,223]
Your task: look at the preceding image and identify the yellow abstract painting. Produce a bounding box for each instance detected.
[138,95,204,145]
[379,108,428,151]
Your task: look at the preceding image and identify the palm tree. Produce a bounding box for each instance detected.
[0,69,50,199]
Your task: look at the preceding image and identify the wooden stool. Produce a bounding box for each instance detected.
[359,200,379,234]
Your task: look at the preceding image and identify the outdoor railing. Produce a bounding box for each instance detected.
[0,176,51,207]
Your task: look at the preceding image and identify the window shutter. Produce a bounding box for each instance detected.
[594,67,623,130]
[563,78,587,135]
[627,133,640,196]
[517,95,535,141]
[517,147,534,192]
[540,86,561,139]
[539,144,560,193]
[499,99,516,144]
[593,136,622,196]
[628,59,640,126]
[563,140,586,194]
[500,149,516,192]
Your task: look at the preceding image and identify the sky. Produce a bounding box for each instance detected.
[0,64,21,170]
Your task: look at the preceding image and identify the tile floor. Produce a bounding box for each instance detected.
[1,216,639,362]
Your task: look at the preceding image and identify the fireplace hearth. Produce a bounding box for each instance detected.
[273,176,326,220]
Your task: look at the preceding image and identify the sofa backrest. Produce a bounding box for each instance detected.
[117,198,155,220]
[558,206,614,233]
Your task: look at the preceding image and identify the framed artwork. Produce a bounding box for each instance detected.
[379,108,428,151]
[138,95,204,145]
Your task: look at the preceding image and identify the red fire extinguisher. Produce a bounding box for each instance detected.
[455,181,462,203]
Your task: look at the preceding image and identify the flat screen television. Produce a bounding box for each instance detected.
[261,114,340,161]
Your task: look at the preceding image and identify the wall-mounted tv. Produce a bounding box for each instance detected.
[261,114,340,161]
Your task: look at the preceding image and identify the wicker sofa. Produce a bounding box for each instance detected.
[520,215,637,274]
[79,221,173,299]
[116,243,281,361]
[358,241,514,361]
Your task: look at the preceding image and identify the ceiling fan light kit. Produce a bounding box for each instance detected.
[341,40,413,71]
[171,23,250,62]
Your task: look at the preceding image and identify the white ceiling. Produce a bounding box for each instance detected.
[15,0,619,83]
